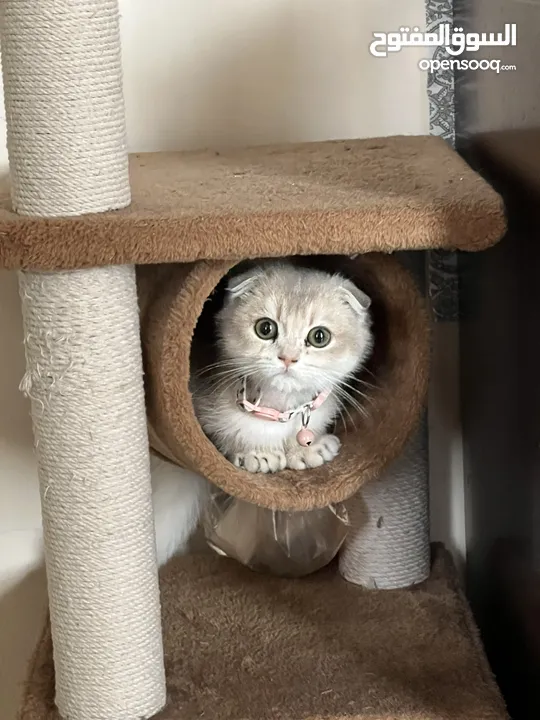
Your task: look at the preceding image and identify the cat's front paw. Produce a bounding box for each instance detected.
[231,450,287,474]
[286,434,341,470]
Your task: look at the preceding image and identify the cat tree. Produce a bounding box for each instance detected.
[0,2,509,720]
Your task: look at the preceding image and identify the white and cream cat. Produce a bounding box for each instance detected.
[151,261,374,565]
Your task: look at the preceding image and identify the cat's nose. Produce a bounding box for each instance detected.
[279,356,298,368]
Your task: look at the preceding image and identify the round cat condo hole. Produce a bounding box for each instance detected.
[138,253,430,512]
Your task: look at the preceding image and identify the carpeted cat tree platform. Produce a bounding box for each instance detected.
[0,2,509,720]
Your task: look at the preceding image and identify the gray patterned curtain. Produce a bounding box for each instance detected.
[426,0,458,322]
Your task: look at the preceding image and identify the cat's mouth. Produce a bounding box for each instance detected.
[268,372,305,393]
[275,365,299,380]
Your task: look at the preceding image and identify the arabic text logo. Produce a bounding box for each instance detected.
[369,23,517,58]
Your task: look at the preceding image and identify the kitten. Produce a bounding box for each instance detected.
[151,261,374,566]
[194,261,373,471]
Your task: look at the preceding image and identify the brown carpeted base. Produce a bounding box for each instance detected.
[21,545,507,720]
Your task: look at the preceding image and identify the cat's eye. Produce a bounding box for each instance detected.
[254,317,278,340]
[306,326,331,348]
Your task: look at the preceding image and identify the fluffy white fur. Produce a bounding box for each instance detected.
[150,453,209,566]
[151,261,374,565]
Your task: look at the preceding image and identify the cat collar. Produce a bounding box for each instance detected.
[236,378,330,447]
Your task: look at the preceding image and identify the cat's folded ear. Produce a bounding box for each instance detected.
[226,267,262,299]
[339,278,372,315]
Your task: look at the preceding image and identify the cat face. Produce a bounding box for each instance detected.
[216,262,373,395]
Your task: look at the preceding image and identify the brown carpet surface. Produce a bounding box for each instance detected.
[21,545,508,720]
[0,135,505,271]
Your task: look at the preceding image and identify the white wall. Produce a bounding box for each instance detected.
[120,0,429,151]
[0,3,429,716]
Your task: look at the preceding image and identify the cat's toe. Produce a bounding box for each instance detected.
[287,453,308,470]
[286,447,324,469]
[318,434,341,460]
[262,451,286,472]
[305,448,326,468]
[231,453,244,468]
[243,452,263,473]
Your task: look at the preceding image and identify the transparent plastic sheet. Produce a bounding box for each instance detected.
[203,486,350,577]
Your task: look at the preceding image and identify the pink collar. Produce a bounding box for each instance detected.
[236,378,330,424]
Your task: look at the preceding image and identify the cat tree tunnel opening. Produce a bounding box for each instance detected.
[137,252,430,513]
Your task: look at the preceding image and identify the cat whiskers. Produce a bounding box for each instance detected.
[335,406,355,434]
[193,363,247,396]
[339,380,375,408]
[333,387,368,420]
[358,366,378,385]
[194,359,247,378]
[304,369,372,423]
[354,376,378,393]
[206,370,256,395]
[323,370,378,407]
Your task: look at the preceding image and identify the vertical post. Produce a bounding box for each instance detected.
[0,2,166,718]
[339,423,431,589]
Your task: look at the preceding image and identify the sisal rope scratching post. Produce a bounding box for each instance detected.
[0,2,166,719]
[18,269,166,719]
[339,420,430,589]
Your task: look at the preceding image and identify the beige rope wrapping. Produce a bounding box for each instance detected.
[20,268,166,719]
[339,422,430,589]
[0,1,166,718]
[0,0,130,216]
